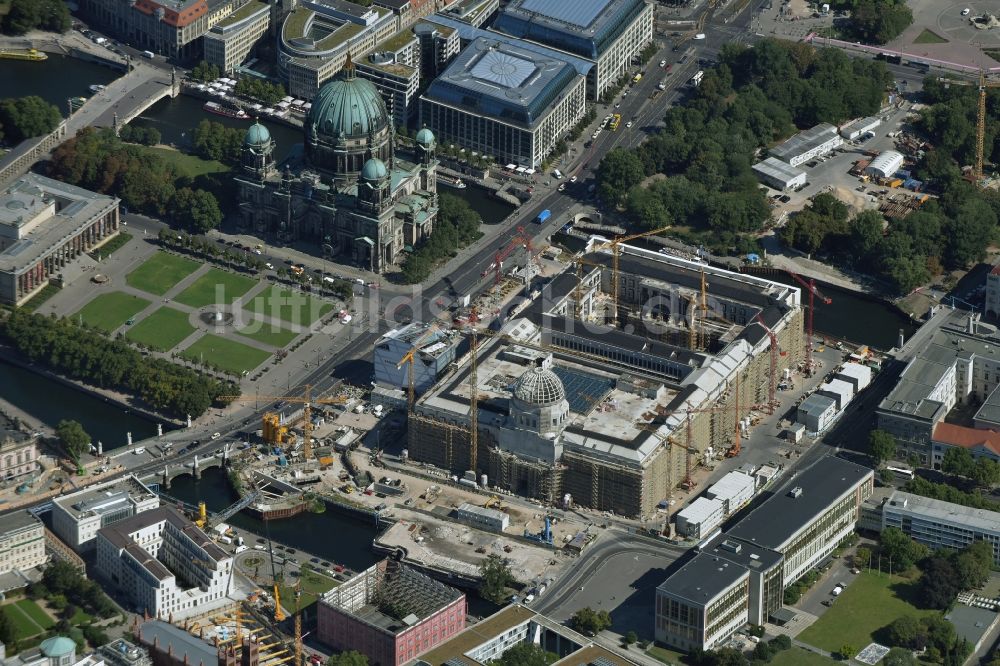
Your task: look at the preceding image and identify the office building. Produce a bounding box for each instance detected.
[931,422,1000,468]
[818,378,853,411]
[797,393,837,432]
[355,32,421,124]
[0,416,40,481]
[438,0,499,28]
[203,1,270,73]
[419,36,587,168]
[769,123,843,167]
[492,0,653,101]
[52,476,159,552]
[877,311,1000,463]
[317,559,465,666]
[407,246,804,518]
[95,640,151,666]
[78,0,245,60]
[752,157,806,191]
[454,503,509,533]
[95,506,233,619]
[656,457,872,651]
[870,491,1000,564]
[413,21,460,81]
[0,511,46,576]
[705,471,756,516]
[675,497,725,540]
[373,323,461,395]
[279,0,400,100]
[415,604,639,665]
[986,264,1000,319]
[0,174,121,306]
[234,59,439,273]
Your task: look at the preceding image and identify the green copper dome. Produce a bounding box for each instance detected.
[415,127,435,147]
[361,157,387,181]
[307,61,389,142]
[40,637,76,658]
[244,122,271,147]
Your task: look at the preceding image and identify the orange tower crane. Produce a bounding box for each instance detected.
[590,225,672,325]
[468,308,481,475]
[219,386,348,459]
[786,270,831,377]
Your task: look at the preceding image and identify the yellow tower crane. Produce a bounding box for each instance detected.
[396,323,444,413]
[293,583,302,666]
[589,226,671,325]
[939,70,1000,185]
[219,386,348,459]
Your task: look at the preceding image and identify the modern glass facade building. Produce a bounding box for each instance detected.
[418,37,587,167]
[492,0,653,100]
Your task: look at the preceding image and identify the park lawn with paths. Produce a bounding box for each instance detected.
[181,334,271,374]
[126,252,201,296]
[798,571,936,654]
[1,602,46,640]
[281,566,339,609]
[914,29,948,44]
[13,600,53,630]
[244,286,333,327]
[174,268,256,308]
[144,146,230,178]
[236,322,300,348]
[75,292,151,331]
[769,648,838,666]
[125,306,196,351]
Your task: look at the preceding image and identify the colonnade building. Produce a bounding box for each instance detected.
[0,174,120,306]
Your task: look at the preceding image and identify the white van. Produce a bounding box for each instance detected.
[322,276,336,284]
[142,50,154,58]
[553,169,563,179]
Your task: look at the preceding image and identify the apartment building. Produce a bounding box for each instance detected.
[203,1,270,73]
[51,476,159,552]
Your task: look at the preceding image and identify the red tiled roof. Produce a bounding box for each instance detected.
[932,422,1000,456]
[132,0,207,28]
[991,264,1000,275]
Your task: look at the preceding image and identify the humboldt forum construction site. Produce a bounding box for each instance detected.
[403,240,806,519]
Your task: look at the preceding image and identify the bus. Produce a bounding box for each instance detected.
[886,465,914,480]
[632,72,643,84]
[610,114,621,131]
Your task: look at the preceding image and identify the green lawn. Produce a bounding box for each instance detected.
[125,307,196,351]
[89,231,132,260]
[646,645,684,665]
[181,334,271,374]
[14,600,53,630]
[75,292,151,331]
[1,603,44,640]
[236,322,300,348]
[244,285,334,327]
[143,146,231,178]
[769,648,837,666]
[798,571,936,653]
[914,29,947,44]
[281,566,339,609]
[126,252,201,296]
[174,268,256,308]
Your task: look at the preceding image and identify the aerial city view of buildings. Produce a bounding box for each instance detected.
[2,0,1000,665]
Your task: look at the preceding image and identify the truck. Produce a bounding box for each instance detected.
[218,535,233,545]
[536,209,551,224]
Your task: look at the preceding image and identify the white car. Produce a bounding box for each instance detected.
[211,432,221,440]
[626,121,633,128]
[265,262,274,270]
[660,59,667,67]
[962,7,971,15]
[133,447,145,455]
[569,176,578,183]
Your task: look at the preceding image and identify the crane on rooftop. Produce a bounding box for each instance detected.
[588,225,671,326]
[786,270,831,377]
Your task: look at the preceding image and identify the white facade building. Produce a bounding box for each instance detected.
[373,322,460,395]
[839,116,880,140]
[818,378,854,410]
[0,511,46,576]
[52,476,159,552]
[769,123,843,167]
[865,150,904,180]
[95,506,233,619]
[880,491,1000,564]
[202,1,270,73]
[705,472,755,516]
[797,393,837,432]
[454,503,509,533]
[675,497,725,539]
[752,157,807,191]
[835,362,871,392]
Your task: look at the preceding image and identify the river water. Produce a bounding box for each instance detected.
[0,55,118,115]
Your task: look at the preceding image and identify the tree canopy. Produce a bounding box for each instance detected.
[56,420,90,463]
[487,642,557,666]
[191,61,222,83]
[868,430,897,466]
[879,527,929,572]
[172,187,223,233]
[401,193,481,284]
[326,652,368,666]
[846,0,913,44]
[479,553,514,604]
[1,0,70,35]
[569,607,612,635]
[234,77,286,106]
[0,96,62,145]
[192,119,245,165]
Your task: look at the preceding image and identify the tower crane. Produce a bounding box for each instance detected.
[753,313,781,415]
[589,225,671,325]
[939,70,1000,185]
[293,583,303,666]
[219,386,349,459]
[264,518,284,623]
[396,323,444,413]
[492,226,534,287]
[786,270,830,377]
[468,308,480,475]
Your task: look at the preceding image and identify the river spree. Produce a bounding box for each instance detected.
[0,55,118,115]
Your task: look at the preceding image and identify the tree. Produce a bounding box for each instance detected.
[952,540,993,591]
[487,642,557,666]
[0,96,62,144]
[880,527,928,572]
[942,447,975,478]
[868,430,897,466]
[837,644,856,660]
[624,631,638,646]
[970,457,1000,487]
[2,0,70,35]
[190,61,221,82]
[849,0,913,44]
[883,647,918,666]
[570,607,612,636]
[887,615,921,647]
[849,209,885,261]
[0,604,16,649]
[326,652,368,666]
[171,188,222,233]
[854,546,871,568]
[56,419,90,463]
[597,148,645,207]
[191,119,244,164]
[919,555,961,609]
[479,554,514,603]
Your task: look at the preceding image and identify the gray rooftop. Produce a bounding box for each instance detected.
[456,502,507,522]
[99,506,229,563]
[656,551,749,605]
[974,384,1000,427]
[885,491,1000,535]
[944,604,1000,650]
[493,0,649,59]
[769,123,839,162]
[799,392,836,416]
[753,157,806,183]
[424,37,582,128]
[0,509,42,535]
[0,174,118,274]
[137,621,217,666]
[54,475,156,518]
[702,535,783,574]
[726,456,872,551]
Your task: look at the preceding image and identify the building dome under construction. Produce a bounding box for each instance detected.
[511,366,566,406]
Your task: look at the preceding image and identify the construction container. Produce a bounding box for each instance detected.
[886,178,903,188]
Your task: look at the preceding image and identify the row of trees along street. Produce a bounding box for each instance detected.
[0,96,62,146]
